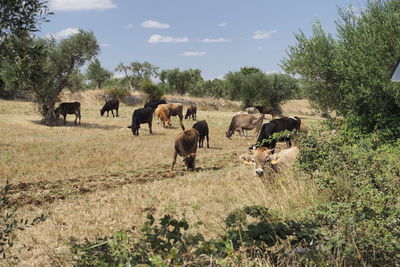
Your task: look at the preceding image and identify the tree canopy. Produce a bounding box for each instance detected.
[86,59,112,89]
[282,0,400,134]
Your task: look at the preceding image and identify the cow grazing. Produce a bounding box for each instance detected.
[100,99,119,117]
[55,102,81,125]
[144,99,166,110]
[254,116,301,149]
[226,113,265,138]
[127,107,154,136]
[171,128,200,171]
[249,146,300,177]
[192,120,209,148]
[155,103,185,130]
[185,104,197,120]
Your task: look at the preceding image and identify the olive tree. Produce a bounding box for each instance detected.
[115,61,159,90]
[282,0,400,133]
[1,30,99,126]
[86,59,112,89]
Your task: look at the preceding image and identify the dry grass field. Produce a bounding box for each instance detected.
[0,93,325,266]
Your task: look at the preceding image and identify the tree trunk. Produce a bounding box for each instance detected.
[44,100,57,126]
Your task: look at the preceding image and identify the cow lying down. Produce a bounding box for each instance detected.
[240,146,300,177]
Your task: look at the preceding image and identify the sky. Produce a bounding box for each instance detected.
[36,0,366,80]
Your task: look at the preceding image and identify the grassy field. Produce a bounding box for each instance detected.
[0,94,325,266]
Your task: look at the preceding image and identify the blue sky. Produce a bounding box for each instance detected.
[36,0,366,80]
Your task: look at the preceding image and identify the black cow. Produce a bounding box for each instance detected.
[100,99,119,117]
[55,102,81,125]
[185,105,197,120]
[144,99,166,110]
[127,107,154,136]
[254,116,301,149]
[192,120,209,148]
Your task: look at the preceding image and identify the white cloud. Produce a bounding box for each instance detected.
[218,22,227,27]
[46,28,79,40]
[148,34,189,44]
[50,0,116,11]
[201,38,230,43]
[141,20,170,29]
[126,24,134,30]
[253,30,277,40]
[180,51,206,56]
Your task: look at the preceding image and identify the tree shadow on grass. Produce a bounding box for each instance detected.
[30,120,122,130]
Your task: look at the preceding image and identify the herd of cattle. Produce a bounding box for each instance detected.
[54,99,304,180]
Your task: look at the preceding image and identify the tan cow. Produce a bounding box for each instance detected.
[155,103,185,130]
[242,146,300,177]
[226,113,265,138]
[171,128,200,171]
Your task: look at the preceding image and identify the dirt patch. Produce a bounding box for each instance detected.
[7,151,238,209]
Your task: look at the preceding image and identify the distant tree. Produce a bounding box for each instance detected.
[1,30,99,126]
[115,61,159,90]
[282,0,400,133]
[160,68,203,95]
[190,79,225,98]
[86,59,112,89]
[225,68,298,108]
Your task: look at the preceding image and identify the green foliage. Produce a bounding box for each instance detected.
[71,214,206,266]
[160,68,203,95]
[0,0,51,40]
[282,0,400,134]
[115,61,159,90]
[86,59,112,89]
[141,79,165,101]
[295,127,400,265]
[1,30,99,125]
[225,68,299,108]
[189,79,225,98]
[0,181,46,259]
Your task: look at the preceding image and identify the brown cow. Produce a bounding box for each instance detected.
[171,128,200,171]
[155,103,185,130]
[185,104,197,120]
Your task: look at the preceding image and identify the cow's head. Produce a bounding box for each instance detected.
[54,106,61,119]
[127,123,140,136]
[183,153,196,170]
[240,147,275,177]
[100,108,105,116]
[226,128,235,139]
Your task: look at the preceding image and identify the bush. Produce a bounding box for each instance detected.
[141,79,165,101]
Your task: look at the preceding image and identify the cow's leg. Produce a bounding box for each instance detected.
[206,134,210,148]
[116,108,119,117]
[239,128,245,137]
[111,110,115,117]
[171,150,178,171]
[106,110,109,117]
[148,121,152,134]
[63,114,67,125]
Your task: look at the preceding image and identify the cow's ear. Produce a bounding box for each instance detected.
[127,126,131,128]
[270,148,275,154]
